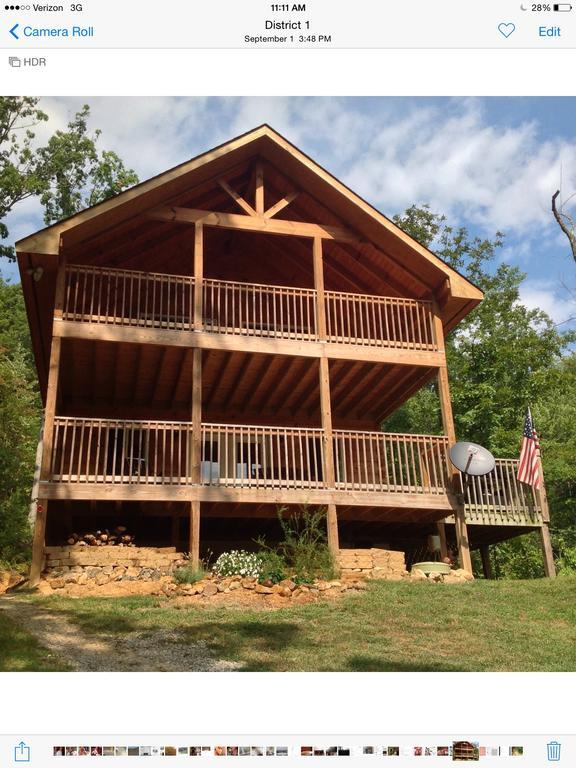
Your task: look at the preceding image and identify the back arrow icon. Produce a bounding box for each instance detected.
[10,23,19,39]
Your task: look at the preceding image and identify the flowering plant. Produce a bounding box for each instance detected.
[213,550,263,578]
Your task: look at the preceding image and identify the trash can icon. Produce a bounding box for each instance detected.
[547,742,561,761]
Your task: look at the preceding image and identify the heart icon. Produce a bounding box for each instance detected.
[498,22,516,38]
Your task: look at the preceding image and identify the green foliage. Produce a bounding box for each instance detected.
[37,105,139,224]
[0,98,139,259]
[172,565,205,584]
[0,277,40,567]
[386,205,576,578]
[256,549,287,585]
[491,534,546,580]
[273,506,336,582]
[0,97,48,260]
[0,347,40,566]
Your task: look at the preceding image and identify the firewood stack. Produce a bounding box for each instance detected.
[65,526,135,547]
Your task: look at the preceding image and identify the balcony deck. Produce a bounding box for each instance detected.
[40,416,542,529]
[42,416,453,512]
[61,264,439,354]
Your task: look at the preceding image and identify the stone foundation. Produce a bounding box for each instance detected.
[337,548,407,580]
[43,546,186,587]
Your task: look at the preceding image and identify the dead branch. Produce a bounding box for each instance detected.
[552,190,576,264]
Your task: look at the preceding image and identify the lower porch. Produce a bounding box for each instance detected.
[38,497,549,579]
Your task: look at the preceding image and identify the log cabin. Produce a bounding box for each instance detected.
[16,125,555,584]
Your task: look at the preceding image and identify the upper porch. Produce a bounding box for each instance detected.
[57,263,442,367]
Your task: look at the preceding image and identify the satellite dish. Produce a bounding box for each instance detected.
[449,441,496,477]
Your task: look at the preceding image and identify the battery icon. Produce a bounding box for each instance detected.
[553,3,572,9]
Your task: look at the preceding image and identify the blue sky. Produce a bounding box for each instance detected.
[2,96,576,328]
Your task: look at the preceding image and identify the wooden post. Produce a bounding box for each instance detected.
[539,523,556,578]
[436,520,449,560]
[29,261,66,586]
[29,498,48,586]
[534,454,556,577]
[255,162,264,215]
[190,223,204,568]
[313,237,339,555]
[480,544,493,580]
[28,419,44,528]
[313,236,327,340]
[193,222,204,331]
[433,306,473,573]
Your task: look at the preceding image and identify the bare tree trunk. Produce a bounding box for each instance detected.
[552,190,576,263]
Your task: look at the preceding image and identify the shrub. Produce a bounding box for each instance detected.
[266,506,336,582]
[173,566,205,584]
[257,550,287,584]
[213,550,262,579]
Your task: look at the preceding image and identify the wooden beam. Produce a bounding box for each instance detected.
[29,497,48,587]
[433,304,472,574]
[56,320,445,368]
[241,355,276,412]
[436,520,448,560]
[190,224,204,567]
[255,161,265,215]
[30,259,66,586]
[41,481,457,510]
[480,544,493,580]
[539,523,556,578]
[218,179,258,217]
[148,206,362,244]
[170,348,191,408]
[290,362,320,413]
[264,191,299,219]
[312,237,327,340]
[193,222,204,331]
[151,347,171,404]
[189,500,201,568]
[224,353,255,409]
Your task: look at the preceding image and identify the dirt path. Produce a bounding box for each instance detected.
[0,596,241,672]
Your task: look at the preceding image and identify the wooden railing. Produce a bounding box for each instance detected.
[333,431,450,494]
[62,265,439,351]
[47,417,452,499]
[63,265,194,330]
[202,278,317,340]
[325,291,436,350]
[460,459,542,526]
[200,423,325,488]
[50,417,192,485]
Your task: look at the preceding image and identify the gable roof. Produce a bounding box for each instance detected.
[17,123,482,313]
[17,125,483,397]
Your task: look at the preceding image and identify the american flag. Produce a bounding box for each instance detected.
[517,408,541,489]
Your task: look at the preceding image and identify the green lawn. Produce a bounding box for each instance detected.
[0,612,71,671]
[7,576,575,671]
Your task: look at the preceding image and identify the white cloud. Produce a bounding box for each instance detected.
[343,99,576,236]
[519,279,576,327]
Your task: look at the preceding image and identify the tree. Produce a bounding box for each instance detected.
[0,277,40,566]
[38,105,139,224]
[0,97,48,260]
[385,205,576,577]
[387,205,574,453]
[0,98,139,259]
[551,190,576,264]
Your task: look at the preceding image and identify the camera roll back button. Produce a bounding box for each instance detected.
[539,25,562,35]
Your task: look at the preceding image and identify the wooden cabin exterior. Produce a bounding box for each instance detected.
[16,125,555,584]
